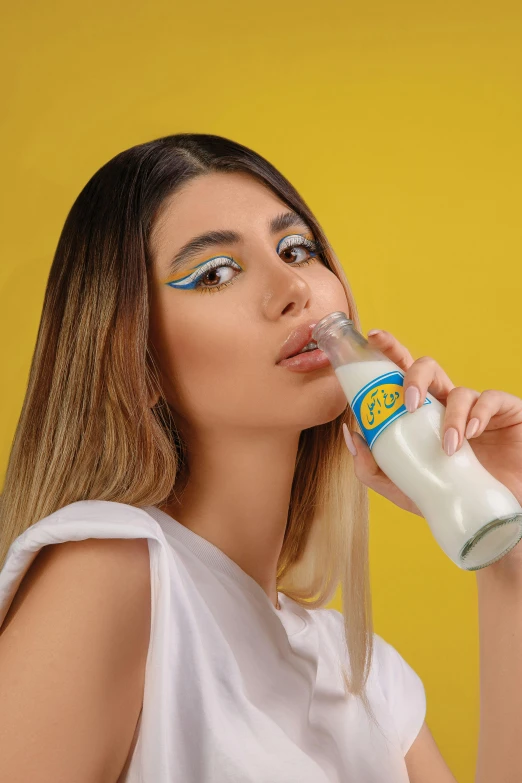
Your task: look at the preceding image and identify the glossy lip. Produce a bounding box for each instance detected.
[276,321,320,364]
[277,348,331,372]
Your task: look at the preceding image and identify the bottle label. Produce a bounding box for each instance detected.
[351,370,431,450]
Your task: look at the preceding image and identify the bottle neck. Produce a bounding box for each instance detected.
[311,311,352,345]
[312,312,383,370]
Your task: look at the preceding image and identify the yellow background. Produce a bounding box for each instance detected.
[2,1,521,779]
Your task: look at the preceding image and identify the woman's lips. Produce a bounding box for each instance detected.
[276,348,331,372]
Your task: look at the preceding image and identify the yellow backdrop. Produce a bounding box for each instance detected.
[2,1,521,780]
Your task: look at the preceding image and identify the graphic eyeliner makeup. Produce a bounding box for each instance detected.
[164,233,324,294]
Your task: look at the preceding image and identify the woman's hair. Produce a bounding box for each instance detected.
[0,133,378,726]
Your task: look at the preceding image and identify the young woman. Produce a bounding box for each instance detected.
[0,134,520,783]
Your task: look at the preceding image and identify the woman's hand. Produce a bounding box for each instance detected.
[342,329,522,517]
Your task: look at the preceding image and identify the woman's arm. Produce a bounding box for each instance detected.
[0,537,151,783]
[406,544,522,783]
[474,545,522,783]
[405,721,458,782]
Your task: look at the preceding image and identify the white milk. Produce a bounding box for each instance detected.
[336,359,522,570]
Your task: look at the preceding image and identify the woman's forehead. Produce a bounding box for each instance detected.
[151,172,291,252]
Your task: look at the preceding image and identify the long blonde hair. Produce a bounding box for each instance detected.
[0,134,377,726]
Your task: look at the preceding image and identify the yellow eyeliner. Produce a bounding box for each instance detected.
[162,232,318,288]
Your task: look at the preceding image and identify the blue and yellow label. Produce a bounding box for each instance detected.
[351,370,431,450]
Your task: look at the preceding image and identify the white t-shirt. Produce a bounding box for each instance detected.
[0,500,426,782]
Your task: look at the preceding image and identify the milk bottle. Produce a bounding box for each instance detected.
[312,311,522,570]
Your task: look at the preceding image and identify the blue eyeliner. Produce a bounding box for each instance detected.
[166,256,241,290]
[165,234,322,291]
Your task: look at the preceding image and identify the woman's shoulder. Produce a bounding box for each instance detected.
[318,606,426,754]
[316,606,421,675]
[8,499,165,553]
[0,515,151,782]
[33,497,160,529]
[318,606,424,688]
[0,500,173,624]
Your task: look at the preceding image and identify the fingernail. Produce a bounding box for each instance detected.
[405,386,420,413]
[465,418,480,438]
[444,427,459,456]
[367,330,382,337]
[343,424,357,456]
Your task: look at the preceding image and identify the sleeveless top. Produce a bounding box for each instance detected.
[0,500,426,782]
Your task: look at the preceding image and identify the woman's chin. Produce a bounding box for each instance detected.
[302,392,349,429]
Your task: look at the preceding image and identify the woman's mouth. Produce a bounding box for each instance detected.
[277,346,331,372]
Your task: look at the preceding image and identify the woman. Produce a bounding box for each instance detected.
[0,133,520,782]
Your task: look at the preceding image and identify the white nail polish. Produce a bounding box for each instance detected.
[343,424,357,456]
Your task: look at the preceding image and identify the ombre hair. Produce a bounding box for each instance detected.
[0,133,378,726]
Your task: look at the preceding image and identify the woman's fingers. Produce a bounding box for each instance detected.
[439,386,481,455]
[366,330,415,372]
[367,331,456,406]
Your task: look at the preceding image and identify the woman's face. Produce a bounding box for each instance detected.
[148,171,350,437]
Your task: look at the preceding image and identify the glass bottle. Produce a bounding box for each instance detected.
[312,311,522,570]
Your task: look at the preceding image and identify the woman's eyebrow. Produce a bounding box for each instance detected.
[164,211,312,278]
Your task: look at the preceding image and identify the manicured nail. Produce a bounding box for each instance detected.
[343,424,357,456]
[444,427,459,456]
[405,386,420,413]
[465,418,480,438]
[367,330,382,337]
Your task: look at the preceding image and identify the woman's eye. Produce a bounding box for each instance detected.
[276,234,320,265]
[165,235,323,295]
[166,256,241,293]
[195,260,238,290]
